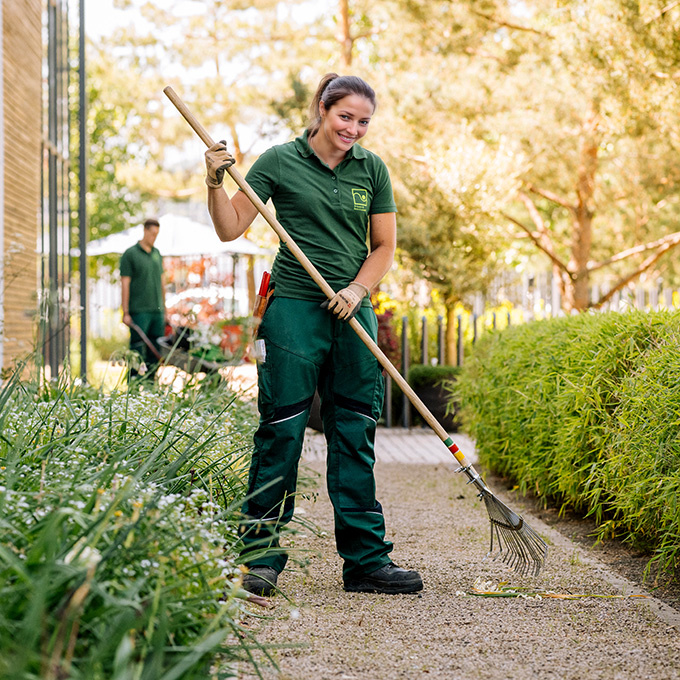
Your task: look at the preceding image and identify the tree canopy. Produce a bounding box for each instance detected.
[85,0,680,330]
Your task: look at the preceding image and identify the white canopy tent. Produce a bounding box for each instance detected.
[73,213,271,257]
[80,214,274,337]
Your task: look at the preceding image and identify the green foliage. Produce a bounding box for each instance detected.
[82,45,156,242]
[458,310,680,576]
[407,364,461,430]
[387,127,518,308]
[369,0,680,307]
[407,364,460,389]
[375,292,455,368]
[90,1,680,310]
[109,0,337,163]
[0,371,272,679]
[267,74,312,136]
[90,334,128,363]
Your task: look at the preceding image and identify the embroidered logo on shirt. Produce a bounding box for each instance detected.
[351,188,368,212]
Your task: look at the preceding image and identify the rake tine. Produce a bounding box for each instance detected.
[502,525,533,575]
[493,509,546,577]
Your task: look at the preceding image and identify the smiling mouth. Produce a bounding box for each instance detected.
[338,133,356,143]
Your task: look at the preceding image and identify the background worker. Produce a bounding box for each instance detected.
[120,217,166,381]
[204,73,423,596]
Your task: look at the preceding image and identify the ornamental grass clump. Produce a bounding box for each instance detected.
[0,370,269,679]
[457,310,680,577]
[592,333,680,574]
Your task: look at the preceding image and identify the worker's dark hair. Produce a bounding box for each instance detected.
[306,73,376,137]
[143,217,160,229]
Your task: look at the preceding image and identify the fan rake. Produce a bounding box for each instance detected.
[458,460,547,576]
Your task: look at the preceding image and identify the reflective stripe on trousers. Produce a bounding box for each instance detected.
[240,297,393,579]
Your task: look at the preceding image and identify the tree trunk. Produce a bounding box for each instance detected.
[445,302,457,366]
[338,0,353,68]
[246,255,256,314]
[564,106,599,311]
[228,122,243,165]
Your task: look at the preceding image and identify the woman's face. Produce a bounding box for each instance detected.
[319,94,374,152]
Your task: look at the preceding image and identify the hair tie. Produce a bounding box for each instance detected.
[320,76,338,103]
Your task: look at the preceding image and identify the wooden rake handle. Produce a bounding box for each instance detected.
[163,85,471,467]
[128,321,163,362]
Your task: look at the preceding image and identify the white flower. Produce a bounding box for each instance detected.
[64,540,102,569]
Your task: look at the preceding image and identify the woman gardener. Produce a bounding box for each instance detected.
[204,73,423,596]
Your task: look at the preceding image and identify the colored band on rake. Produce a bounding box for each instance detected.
[444,437,459,455]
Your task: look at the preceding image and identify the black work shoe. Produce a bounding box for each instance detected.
[242,566,278,596]
[344,563,423,594]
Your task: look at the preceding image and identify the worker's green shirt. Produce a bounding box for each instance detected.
[244,130,397,300]
[120,243,165,314]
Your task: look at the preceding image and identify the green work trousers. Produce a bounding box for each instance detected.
[128,312,165,381]
[240,297,393,580]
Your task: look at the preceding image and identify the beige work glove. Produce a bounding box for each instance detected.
[321,281,370,321]
[205,139,235,189]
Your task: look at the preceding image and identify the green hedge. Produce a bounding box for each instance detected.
[457,310,680,576]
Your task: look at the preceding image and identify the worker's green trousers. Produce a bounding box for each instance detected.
[240,297,393,580]
[129,312,165,381]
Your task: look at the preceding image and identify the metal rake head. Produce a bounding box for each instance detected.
[481,491,548,577]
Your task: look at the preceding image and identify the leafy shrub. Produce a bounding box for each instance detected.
[408,364,461,431]
[407,364,460,389]
[457,310,680,576]
[0,371,267,679]
[376,310,401,366]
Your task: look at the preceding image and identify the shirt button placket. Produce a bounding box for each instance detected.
[331,174,340,206]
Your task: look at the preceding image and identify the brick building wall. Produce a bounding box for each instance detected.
[1,0,42,369]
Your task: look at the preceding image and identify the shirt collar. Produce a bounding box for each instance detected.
[136,241,154,254]
[295,129,368,161]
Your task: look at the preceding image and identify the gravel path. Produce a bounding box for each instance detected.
[235,428,680,680]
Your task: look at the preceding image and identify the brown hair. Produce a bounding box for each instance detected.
[306,73,377,137]
[143,217,160,229]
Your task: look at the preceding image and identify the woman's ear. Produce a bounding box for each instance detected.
[319,100,326,119]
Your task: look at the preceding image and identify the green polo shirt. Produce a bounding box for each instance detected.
[119,243,165,314]
[244,130,397,300]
